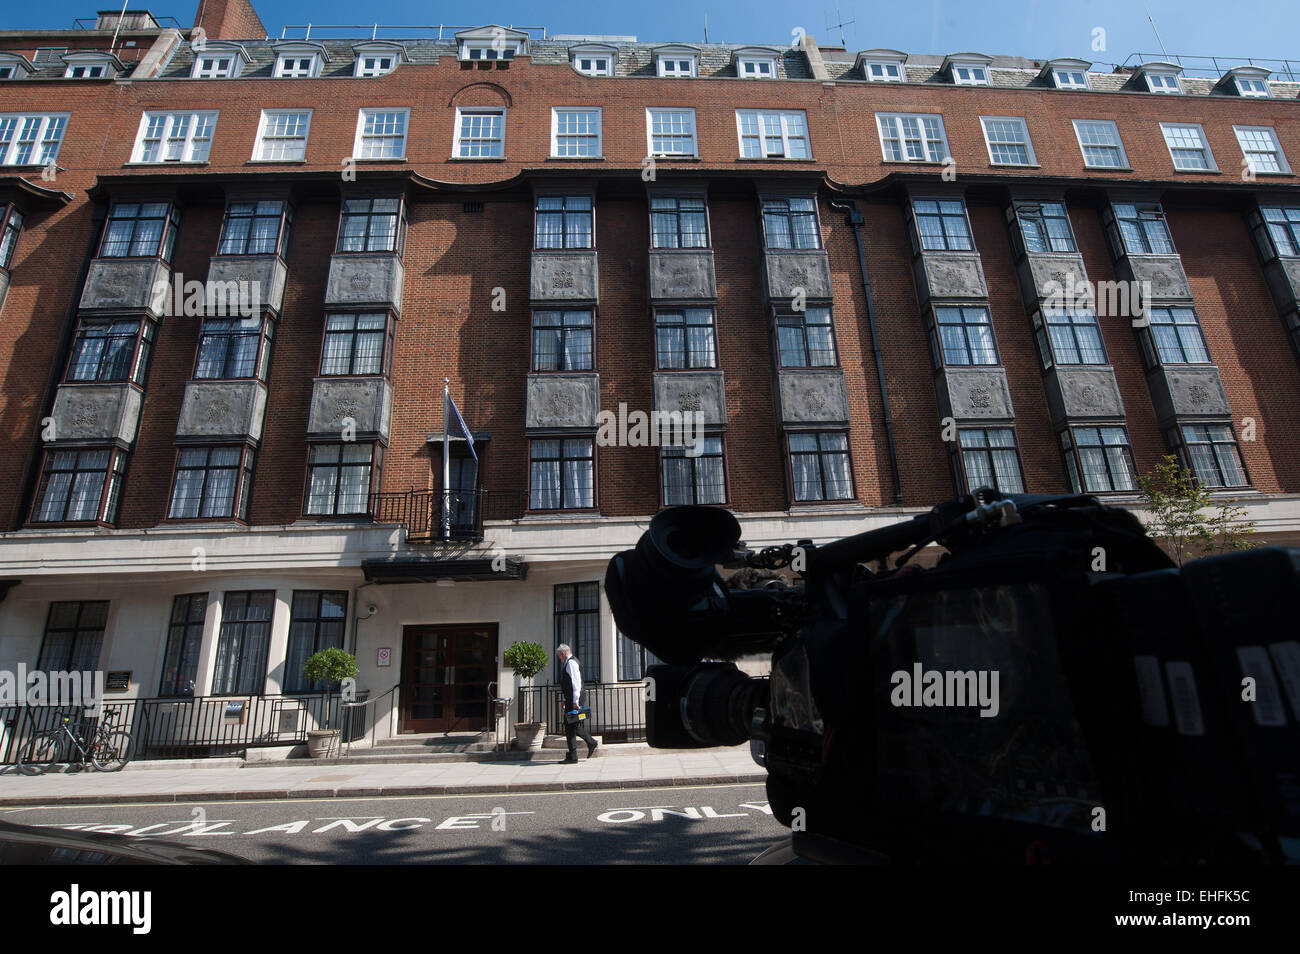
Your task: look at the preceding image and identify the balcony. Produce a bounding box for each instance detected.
[648,250,716,300]
[369,489,527,543]
[79,258,173,317]
[530,250,598,303]
[324,254,405,313]
[912,251,988,304]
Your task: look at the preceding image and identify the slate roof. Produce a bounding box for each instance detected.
[3,35,1296,98]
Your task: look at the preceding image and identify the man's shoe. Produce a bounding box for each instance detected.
[562,755,579,764]
[586,742,598,759]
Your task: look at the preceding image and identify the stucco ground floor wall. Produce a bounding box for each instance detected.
[1,493,1298,757]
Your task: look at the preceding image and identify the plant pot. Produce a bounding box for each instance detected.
[306,729,340,759]
[513,722,546,750]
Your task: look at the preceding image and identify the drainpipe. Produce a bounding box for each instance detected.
[830,198,903,504]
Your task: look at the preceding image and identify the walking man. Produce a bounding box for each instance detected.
[557,643,597,763]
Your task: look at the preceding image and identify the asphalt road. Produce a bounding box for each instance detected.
[1,783,785,864]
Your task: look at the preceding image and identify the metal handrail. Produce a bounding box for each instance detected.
[278,24,548,41]
[1117,52,1300,82]
[339,684,399,757]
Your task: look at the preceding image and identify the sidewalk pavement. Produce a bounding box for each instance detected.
[0,746,767,806]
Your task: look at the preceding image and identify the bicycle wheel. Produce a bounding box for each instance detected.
[90,730,134,772]
[16,731,63,776]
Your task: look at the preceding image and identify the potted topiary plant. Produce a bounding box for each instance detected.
[302,648,359,758]
[503,641,548,750]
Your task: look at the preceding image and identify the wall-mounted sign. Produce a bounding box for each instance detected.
[377,647,392,668]
[104,671,131,693]
[278,710,300,734]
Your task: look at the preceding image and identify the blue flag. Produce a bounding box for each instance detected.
[447,392,476,461]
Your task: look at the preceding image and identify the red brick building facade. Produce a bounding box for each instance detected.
[0,2,1296,753]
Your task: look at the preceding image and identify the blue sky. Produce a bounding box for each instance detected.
[11,1,1300,67]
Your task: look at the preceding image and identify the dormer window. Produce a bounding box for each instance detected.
[574,55,611,76]
[945,53,993,86]
[1224,67,1272,98]
[1237,77,1270,97]
[735,49,779,79]
[1142,69,1182,93]
[190,43,248,79]
[61,52,119,79]
[272,43,327,78]
[456,26,529,62]
[655,47,699,78]
[358,56,393,76]
[1053,68,1088,89]
[0,55,34,81]
[194,55,235,78]
[352,42,408,77]
[857,50,907,83]
[1043,58,1091,90]
[569,43,617,77]
[276,56,318,78]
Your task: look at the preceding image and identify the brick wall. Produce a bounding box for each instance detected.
[2,50,1299,531]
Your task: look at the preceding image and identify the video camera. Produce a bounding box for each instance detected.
[605,491,1300,864]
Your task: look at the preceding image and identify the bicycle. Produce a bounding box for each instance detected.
[16,713,135,776]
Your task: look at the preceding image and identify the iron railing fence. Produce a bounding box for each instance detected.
[0,692,357,765]
[517,683,647,742]
[369,489,528,542]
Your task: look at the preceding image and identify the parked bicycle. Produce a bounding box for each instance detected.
[16,712,135,776]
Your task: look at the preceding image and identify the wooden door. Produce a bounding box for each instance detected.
[399,624,497,732]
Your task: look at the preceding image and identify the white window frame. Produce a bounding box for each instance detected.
[459,40,521,62]
[657,55,697,78]
[1145,71,1182,94]
[646,108,698,158]
[979,116,1036,166]
[64,63,107,79]
[550,107,602,158]
[1052,69,1089,90]
[952,65,989,86]
[355,55,396,78]
[876,113,950,163]
[865,61,903,82]
[192,54,236,79]
[737,56,776,79]
[1234,125,1291,175]
[573,54,612,76]
[453,106,506,159]
[1235,76,1270,98]
[274,54,321,78]
[352,108,410,160]
[1161,123,1218,172]
[0,113,69,166]
[253,109,312,162]
[1072,119,1129,169]
[132,111,218,164]
[736,109,811,159]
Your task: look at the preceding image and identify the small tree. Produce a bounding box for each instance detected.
[1137,454,1257,566]
[302,648,359,732]
[503,641,548,724]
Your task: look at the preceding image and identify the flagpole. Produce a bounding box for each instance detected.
[442,378,451,542]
